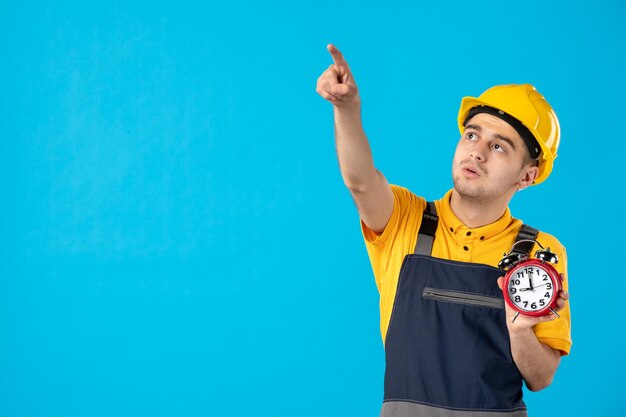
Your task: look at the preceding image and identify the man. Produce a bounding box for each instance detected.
[316,44,571,417]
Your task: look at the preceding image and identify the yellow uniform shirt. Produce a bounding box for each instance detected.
[361,185,572,355]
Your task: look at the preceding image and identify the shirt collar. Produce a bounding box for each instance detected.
[437,189,514,240]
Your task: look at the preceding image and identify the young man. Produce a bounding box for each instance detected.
[316,44,571,417]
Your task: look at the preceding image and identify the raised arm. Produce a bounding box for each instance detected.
[316,44,394,233]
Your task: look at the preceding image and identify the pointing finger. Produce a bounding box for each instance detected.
[327,44,348,66]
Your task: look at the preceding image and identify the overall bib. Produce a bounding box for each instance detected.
[381,203,537,417]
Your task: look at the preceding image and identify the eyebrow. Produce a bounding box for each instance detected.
[465,124,517,150]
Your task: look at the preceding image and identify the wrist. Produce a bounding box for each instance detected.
[333,97,361,114]
[508,323,535,337]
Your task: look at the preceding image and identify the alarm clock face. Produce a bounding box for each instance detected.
[507,262,556,314]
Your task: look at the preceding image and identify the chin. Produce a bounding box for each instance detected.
[453,177,518,206]
[452,178,494,204]
[453,176,481,197]
[455,186,486,201]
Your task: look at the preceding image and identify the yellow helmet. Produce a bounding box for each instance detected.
[457,84,560,185]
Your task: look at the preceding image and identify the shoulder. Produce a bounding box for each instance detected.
[535,229,568,272]
[535,230,566,252]
[387,184,427,219]
[390,184,424,204]
[361,184,427,246]
[512,220,566,253]
[504,220,567,267]
[517,225,568,273]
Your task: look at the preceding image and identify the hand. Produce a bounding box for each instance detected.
[316,44,360,108]
[497,276,569,331]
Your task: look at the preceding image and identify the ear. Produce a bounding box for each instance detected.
[517,164,539,190]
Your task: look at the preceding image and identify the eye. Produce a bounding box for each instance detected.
[493,143,504,153]
[466,132,478,141]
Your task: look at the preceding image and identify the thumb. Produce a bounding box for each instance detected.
[497,277,504,291]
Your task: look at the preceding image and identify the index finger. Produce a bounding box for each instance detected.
[327,44,348,66]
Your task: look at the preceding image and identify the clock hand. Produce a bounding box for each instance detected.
[519,283,550,291]
[531,283,550,289]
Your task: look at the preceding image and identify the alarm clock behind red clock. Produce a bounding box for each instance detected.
[498,239,562,319]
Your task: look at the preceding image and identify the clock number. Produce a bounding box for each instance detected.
[507,263,559,313]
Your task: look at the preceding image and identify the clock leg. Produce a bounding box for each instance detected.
[511,311,520,323]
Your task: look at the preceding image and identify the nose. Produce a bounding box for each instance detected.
[470,151,484,162]
[470,141,488,162]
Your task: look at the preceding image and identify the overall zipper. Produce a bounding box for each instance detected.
[422,287,504,309]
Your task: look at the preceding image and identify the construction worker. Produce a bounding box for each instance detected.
[316,44,571,417]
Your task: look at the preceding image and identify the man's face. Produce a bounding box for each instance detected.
[451,113,538,203]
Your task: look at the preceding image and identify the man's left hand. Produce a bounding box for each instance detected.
[496,276,569,331]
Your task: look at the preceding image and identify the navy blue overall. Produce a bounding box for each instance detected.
[381,203,537,417]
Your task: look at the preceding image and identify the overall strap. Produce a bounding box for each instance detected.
[511,224,539,258]
[414,202,438,255]
[413,204,539,258]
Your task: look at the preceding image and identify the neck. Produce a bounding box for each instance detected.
[449,189,511,228]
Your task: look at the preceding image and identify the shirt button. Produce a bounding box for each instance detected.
[450,227,454,232]
[480,236,485,240]
[463,246,469,251]
[466,231,472,236]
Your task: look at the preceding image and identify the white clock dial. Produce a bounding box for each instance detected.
[507,265,555,312]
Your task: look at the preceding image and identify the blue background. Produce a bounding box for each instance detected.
[1,1,624,416]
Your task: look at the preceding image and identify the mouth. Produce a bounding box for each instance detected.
[462,165,482,178]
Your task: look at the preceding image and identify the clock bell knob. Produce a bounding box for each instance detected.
[498,253,521,270]
[535,248,559,264]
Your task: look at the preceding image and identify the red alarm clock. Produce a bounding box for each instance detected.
[498,239,562,320]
